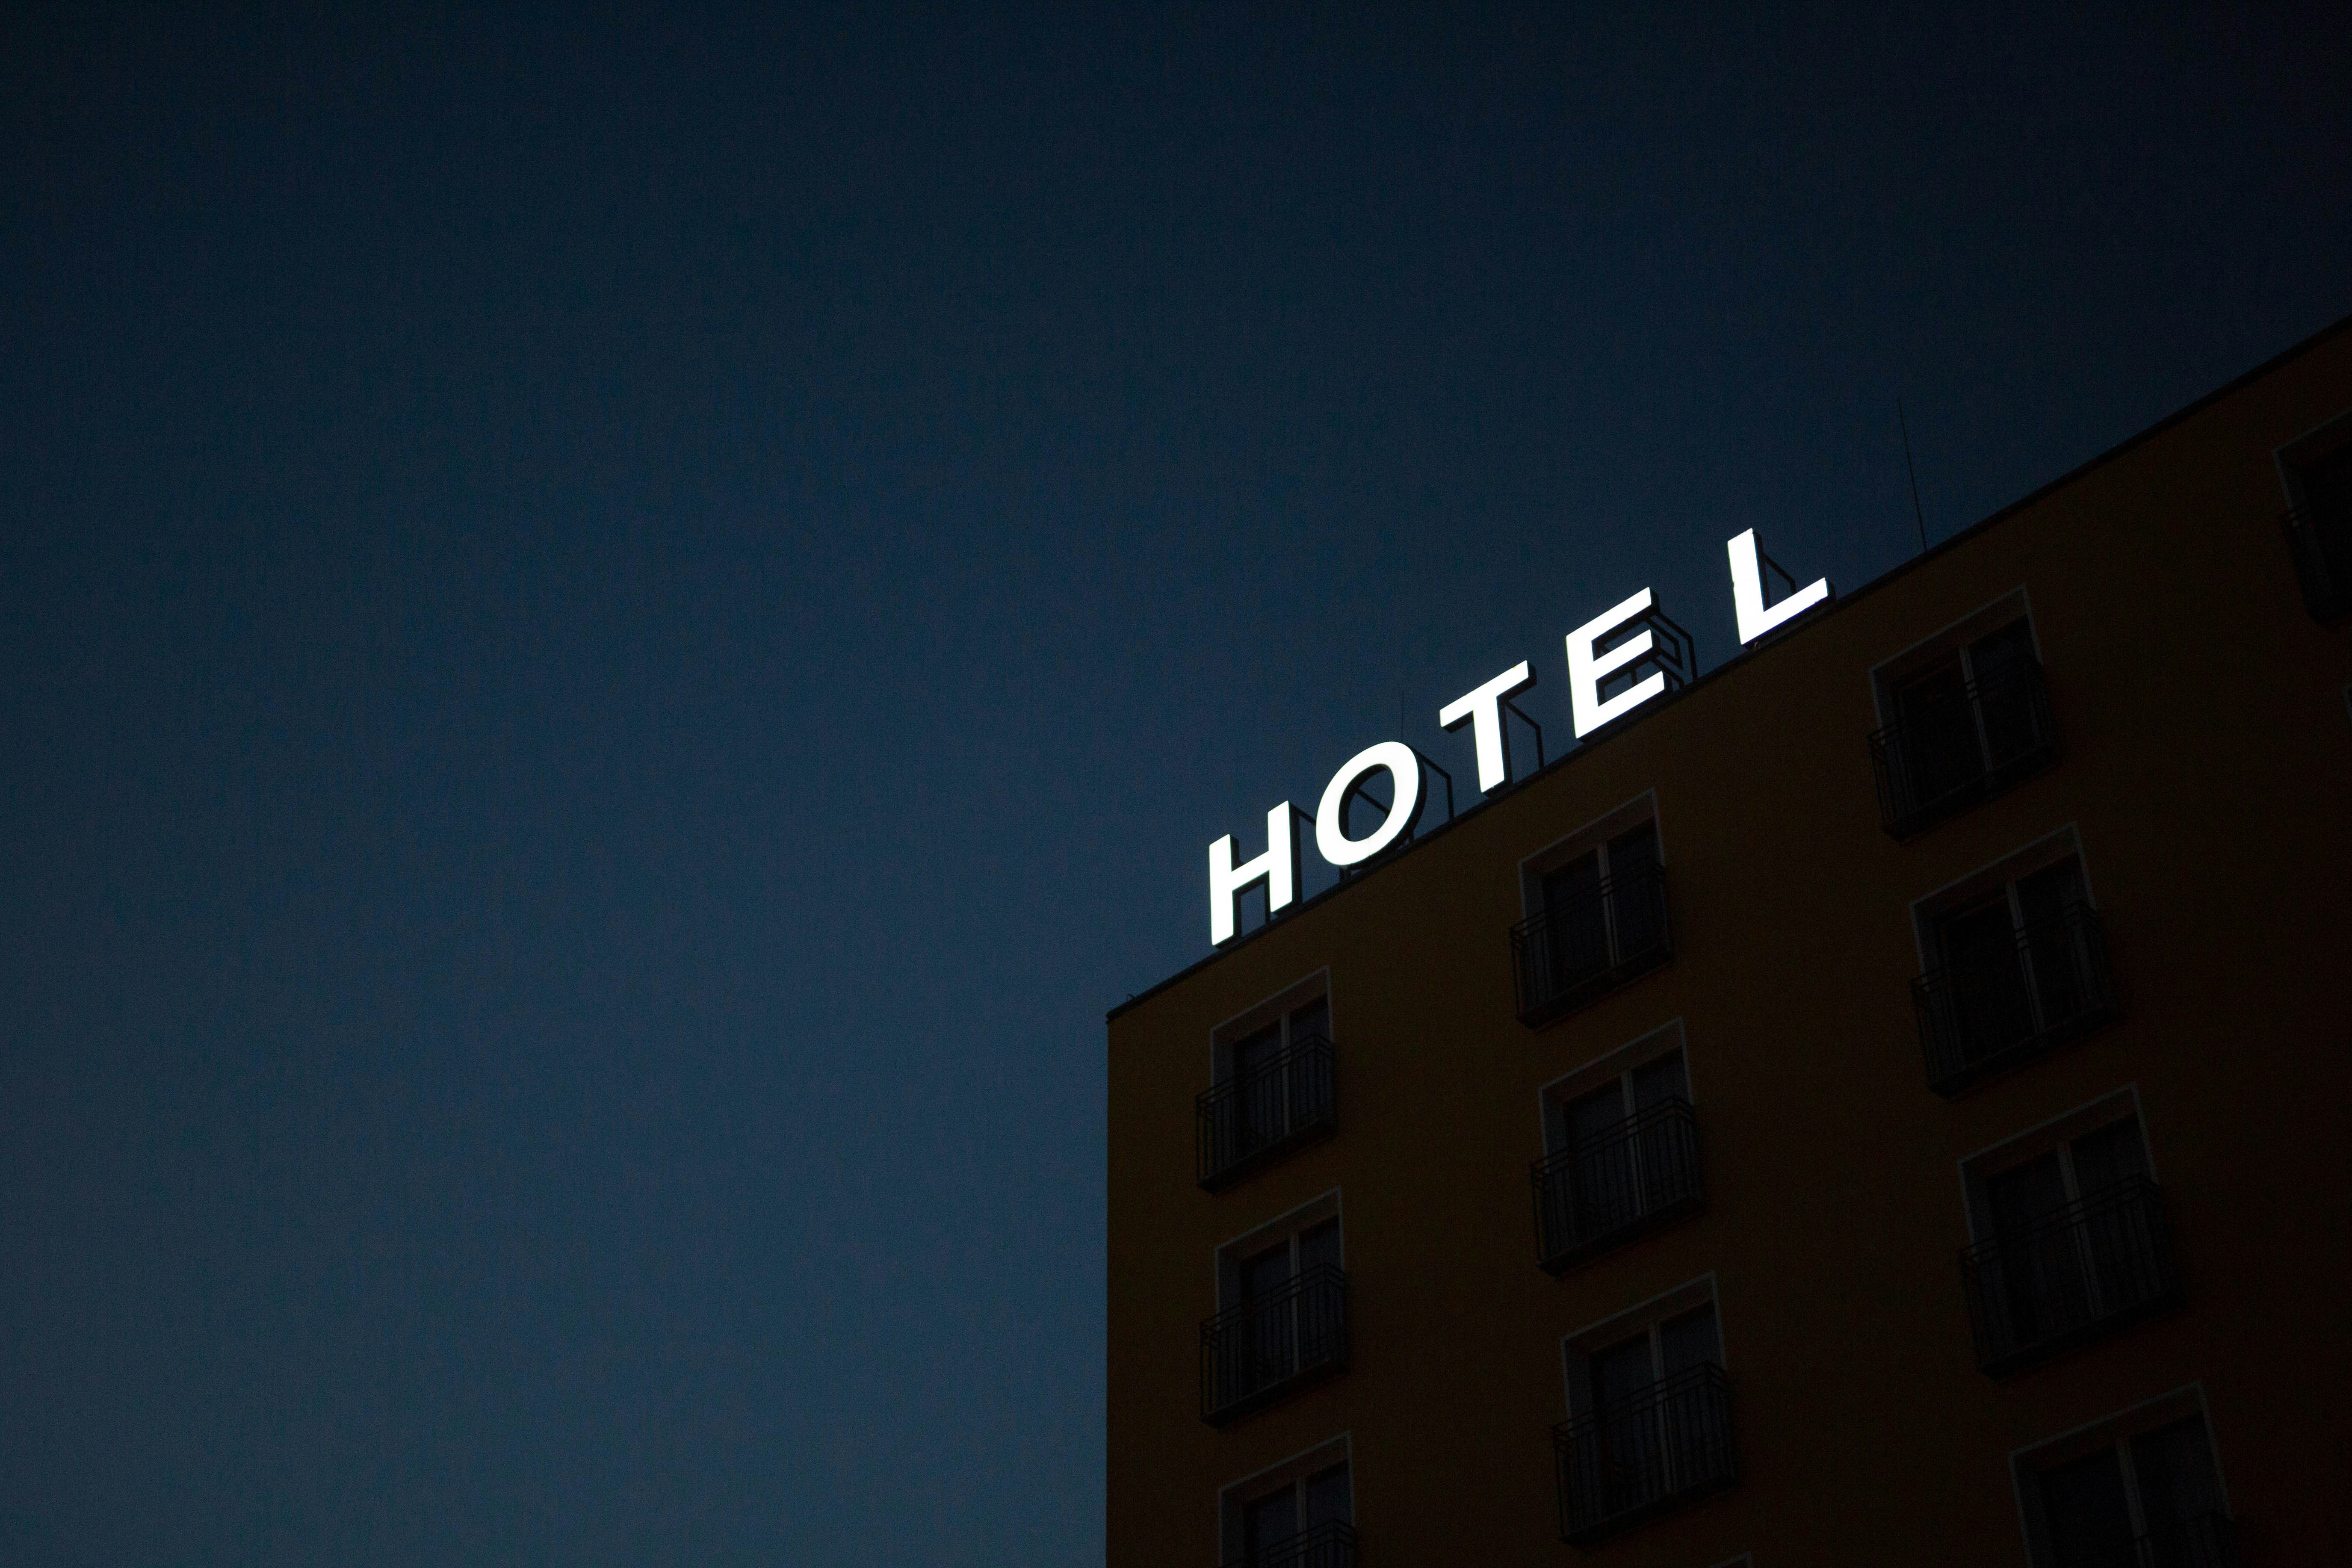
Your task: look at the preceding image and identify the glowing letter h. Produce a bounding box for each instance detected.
[1209,805,1298,946]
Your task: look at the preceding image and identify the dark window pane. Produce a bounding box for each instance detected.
[1590,1333,1655,1411]
[1561,1082,1637,1236]
[1631,1050,1688,1109]
[1893,653,1979,802]
[2040,1449,2134,1564]
[2130,1416,2220,1529]
[1606,821,1659,873]
[1287,997,1330,1045]
[1240,1241,1291,1302]
[1987,1152,2083,1347]
[1658,1305,1720,1378]
[2304,442,2352,526]
[1969,618,2036,682]
[1297,1219,1341,1276]
[1243,1488,1299,1559]
[1541,850,1610,988]
[2015,859,2086,928]
[1230,1022,1287,1153]
[2070,1118,2148,1195]
[2017,859,2089,1025]
[1935,895,2034,1058]
[1303,1462,1351,1529]
[1988,1152,2067,1236]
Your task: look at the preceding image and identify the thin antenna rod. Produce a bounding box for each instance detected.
[1897,397,1929,555]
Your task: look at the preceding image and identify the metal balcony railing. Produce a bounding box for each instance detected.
[1197,1034,1337,1191]
[1223,1521,1357,1568]
[1870,658,2060,839]
[1962,1176,2180,1376]
[1510,859,1670,1027]
[1915,902,2117,1096]
[2055,1510,2238,1568]
[1200,1264,1349,1426]
[1531,1097,1702,1273]
[1554,1362,1734,1545]
[2282,502,2351,624]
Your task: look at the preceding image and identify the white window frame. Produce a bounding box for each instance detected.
[1866,585,2040,729]
[1216,1433,1352,1567]
[2009,1384,2231,1568]
[1214,1187,1343,1311]
[1558,1272,1721,1420]
[1907,823,2098,975]
[1536,1018,1693,1157]
[1516,788,1663,923]
[1208,968,1333,1087]
[1956,1087,2154,1246]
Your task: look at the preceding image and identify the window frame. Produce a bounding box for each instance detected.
[1908,824,2099,975]
[1956,1087,2155,1247]
[2009,1385,2232,1568]
[1214,1188,1344,1314]
[1558,1273,1723,1420]
[1217,1433,1353,1568]
[1536,1018,1694,1157]
[1516,789,1664,926]
[1867,586,2042,731]
[1209,969,1334,1088]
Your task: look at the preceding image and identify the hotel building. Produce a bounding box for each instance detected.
[1106,316,2352,1566]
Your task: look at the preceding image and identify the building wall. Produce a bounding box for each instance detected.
[1108,323,2352,1566]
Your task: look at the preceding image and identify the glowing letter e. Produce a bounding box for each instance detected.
[1209,805,1298,945]
[1566,588,1667,738]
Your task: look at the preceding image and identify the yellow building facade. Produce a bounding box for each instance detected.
[1108,319,2352,1566]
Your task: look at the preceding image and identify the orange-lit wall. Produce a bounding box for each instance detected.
[1108,324,2352,1565]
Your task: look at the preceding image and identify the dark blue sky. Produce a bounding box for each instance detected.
[3,6,2346,1565]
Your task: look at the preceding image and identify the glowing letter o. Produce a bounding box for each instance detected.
[1315,741,1425,867]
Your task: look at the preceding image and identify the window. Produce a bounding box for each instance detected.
[1532,1022,1703,1272]
[1554,1279,1735,1544]
[1201,1193,1349,1425]
[2278,417,2352,623]
[1200,979,1337,1190]
[1512,795,1671,1026]
[1912,831,2117,1095]
[1220,1438,1354,1568]
[2016,1396,2234,1568]
[1868,592,2059,838]
[1960,1096,2180,1374]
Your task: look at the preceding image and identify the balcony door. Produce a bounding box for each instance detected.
[1237,1217,1341,1397]
[1238,1460,1350,1568]
[1931,856,2087,1060]
[1537,821,1660,994]
[1554,1049,1689,1243]
[1224,996,1330,1165]
[1890,617,2038,806]
[1585,1302,1720,1515]
[1983,1117,2152,1349]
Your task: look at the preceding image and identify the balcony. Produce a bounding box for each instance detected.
[1200,1264,1349,1426]
[1554,1363,1735,1545]
[1510,859,1671,1027]
[2282,502,2351,623]
[1962,1175,2180,1376]
[1531,1097,1702,1274]
[1197,1033,1337,1191]
[1915,903,2117,1096]
[1870,659,2059,839]
[1223,1521,1357,1568]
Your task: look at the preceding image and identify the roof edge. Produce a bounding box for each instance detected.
[1106,304,2352,1025]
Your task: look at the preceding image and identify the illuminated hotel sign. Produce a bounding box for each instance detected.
[1207,530,1831,945]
